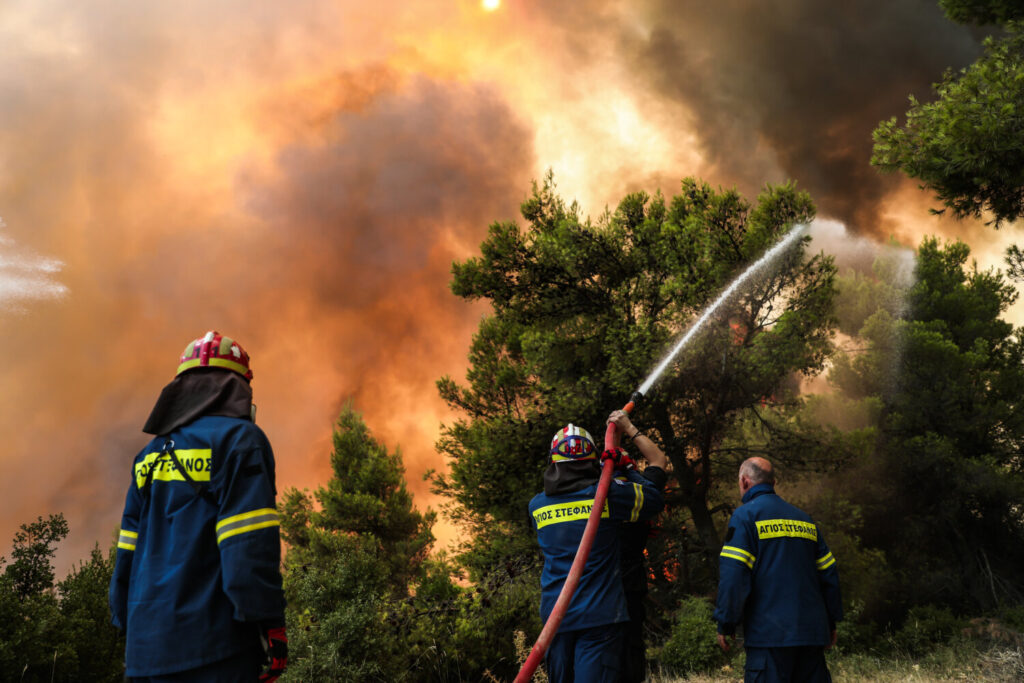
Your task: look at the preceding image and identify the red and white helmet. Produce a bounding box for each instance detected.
[550,424,597,462]
[176,331,253,381]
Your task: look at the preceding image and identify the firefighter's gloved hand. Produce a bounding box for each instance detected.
[259,622,288,683]
[601,447,636,471]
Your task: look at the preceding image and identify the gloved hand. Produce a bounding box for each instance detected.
[601,447,636,471]
[259,622,288,683]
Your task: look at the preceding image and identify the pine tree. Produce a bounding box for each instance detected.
[279,405,444,681]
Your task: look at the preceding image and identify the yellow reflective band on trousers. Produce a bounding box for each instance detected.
[134,449,213,489]
[721,545,755,569]
[532,499,609,529]
[756,518,818,541]
[630,483,644,522]
[817,551,836,570]
[118,529,138,551]
[216,508,280,545]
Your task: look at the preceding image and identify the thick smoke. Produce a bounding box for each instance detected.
[0,0,1006,575]
[0,3,533,569]
[535,0,984,234]
[641,1,983,232]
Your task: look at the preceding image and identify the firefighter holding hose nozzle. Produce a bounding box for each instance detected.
[529,413,665,682]
[109,331,287,682]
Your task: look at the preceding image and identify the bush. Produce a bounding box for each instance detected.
[1001,604,1024,633]
[889,604,966,656]
[658,596,724,676]
[835,599,883,654]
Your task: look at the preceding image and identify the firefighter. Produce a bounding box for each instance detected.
[713,457,842,683]
[607,410,669,683]
[529,416,665,683]
[109,331,287,682]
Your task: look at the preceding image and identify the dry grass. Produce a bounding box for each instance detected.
[648,644,1024,683]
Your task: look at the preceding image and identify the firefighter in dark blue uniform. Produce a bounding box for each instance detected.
[713,457,842,683]
[529,416,665,683]
[109,331,288,682]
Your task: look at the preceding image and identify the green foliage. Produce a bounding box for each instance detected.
[54,546,124,682]
[940,0,1024,25]
[6,513,69,600]
[0,519,123,682]
[437,173,839,596]
[807,494,892,624]
[658,596,725,675]
[1000,604,1024,632]
[834,599,883,654]
[872,27,1024,225]
[282,538,392,681]
[889,605,967,657]
[282,405,436,593]
[280,405,448,681]
[446,559,543,679]
[829,238,1024,621]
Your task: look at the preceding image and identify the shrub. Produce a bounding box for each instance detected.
[658,596,724,676]
[889,604,966,656]
[835,599,883,654]
[1001,604,1024,633]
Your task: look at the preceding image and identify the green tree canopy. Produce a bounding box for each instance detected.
[6,514,68,600]
[872,28,1024,226]
[435,174,838,591]
[831,238,1024,614]
[872,0,1024,227]
[281,405,435,596]
[940,0,1024,25]
[278,405,444,681]
[0,516,123,682]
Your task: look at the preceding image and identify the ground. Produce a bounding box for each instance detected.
[652,643,1024,682]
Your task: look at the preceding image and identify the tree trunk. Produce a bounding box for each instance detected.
[665,445,722,583]
[687,492,722,578]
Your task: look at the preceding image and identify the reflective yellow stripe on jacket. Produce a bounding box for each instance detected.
[721,545,756,569]
[817,551,836,570]
[215,508,280,545]
[117,529,138,551]
[629,483,644,522]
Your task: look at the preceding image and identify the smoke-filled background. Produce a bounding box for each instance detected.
[0,0,1012,571]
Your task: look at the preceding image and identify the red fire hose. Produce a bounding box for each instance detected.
[513,396,640,683]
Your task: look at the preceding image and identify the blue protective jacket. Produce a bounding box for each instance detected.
[109,415,285,677]
[712,484,842,647]
[529,469,665,632]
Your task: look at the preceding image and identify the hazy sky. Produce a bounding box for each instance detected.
[0,0,1009,571]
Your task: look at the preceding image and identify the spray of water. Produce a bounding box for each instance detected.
[636,223,808,396]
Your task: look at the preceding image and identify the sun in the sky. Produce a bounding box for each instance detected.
[482,0,500,11]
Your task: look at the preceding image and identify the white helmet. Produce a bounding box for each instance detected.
[549,424,597,463]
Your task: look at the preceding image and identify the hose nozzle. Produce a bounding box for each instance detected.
[623,390,644,414]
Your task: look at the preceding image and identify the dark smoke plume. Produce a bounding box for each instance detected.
[538,0,983,235]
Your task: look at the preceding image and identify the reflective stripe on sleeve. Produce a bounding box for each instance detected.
[117,529,138,551]
[721,545,755,569]
[215,508,280,545]
[817,551,836,570]
[630,483,644,522]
